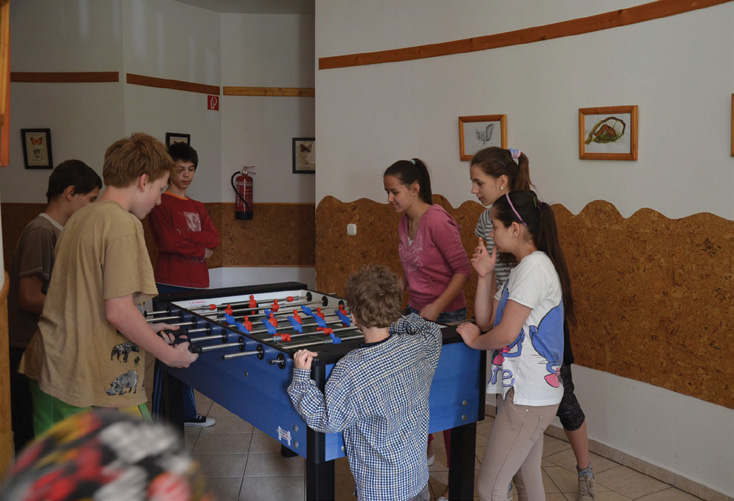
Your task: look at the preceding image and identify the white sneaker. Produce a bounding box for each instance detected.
[578,474,597,501]
[184,414,216,427]
[427,454,435,466]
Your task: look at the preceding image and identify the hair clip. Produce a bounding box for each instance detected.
[410,158,416,165]
[509,148,521,164]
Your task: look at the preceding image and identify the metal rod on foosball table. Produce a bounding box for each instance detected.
[281,324,354,341]
[192,293,311,313]
[200,300,334,319]
[284,331,364,350]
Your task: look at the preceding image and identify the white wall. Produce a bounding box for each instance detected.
[220,14,315,204]
[315,0,734,495]
[315,1,734,220]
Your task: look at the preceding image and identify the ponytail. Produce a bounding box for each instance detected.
[470,147,533,191]
[492,191,575,324]
[384,158,433,204]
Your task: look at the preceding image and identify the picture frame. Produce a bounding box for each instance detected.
[166,132,190,147]
[458,115,507,161]
[292,137,315,174]
[579,105,638,160]
[21,128,53,169]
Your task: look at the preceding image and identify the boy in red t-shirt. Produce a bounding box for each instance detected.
[149,142,220,427]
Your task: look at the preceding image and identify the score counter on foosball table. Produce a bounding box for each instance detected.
[152,282,486,501]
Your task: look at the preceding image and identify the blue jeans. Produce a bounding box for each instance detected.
[407,305,467,324]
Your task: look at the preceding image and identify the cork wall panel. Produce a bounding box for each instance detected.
[4,202,314,275]
[315,196,733,409]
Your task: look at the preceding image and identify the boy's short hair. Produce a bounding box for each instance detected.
[344,265,403,328]
[45,159,102,202]
[167,142,198,169]
[103,133,174,188]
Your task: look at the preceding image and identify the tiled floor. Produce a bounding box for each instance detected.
[145,362,703,501]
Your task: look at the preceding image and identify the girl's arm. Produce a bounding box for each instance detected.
[419,273,468,321]
[420,212,471,321]
[471,238,497,330]
[457,299,531,351]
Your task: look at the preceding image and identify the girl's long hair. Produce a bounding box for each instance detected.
[384,158,433,204]
[470,147,533,191]
[492,190,575,324]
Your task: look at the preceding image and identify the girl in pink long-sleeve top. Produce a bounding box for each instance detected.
[383,158,471,492]
[383,158,471,324]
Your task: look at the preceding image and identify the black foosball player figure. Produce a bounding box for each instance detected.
[288,265,441,501]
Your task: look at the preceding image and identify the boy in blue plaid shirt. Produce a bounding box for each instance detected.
[288,265,442,501]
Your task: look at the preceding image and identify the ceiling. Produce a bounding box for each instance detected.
[172,0,314,15]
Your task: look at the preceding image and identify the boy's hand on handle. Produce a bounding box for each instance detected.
[293,349,318,370]
[471,237,497,278]
[456,322,481,348]
[151,323,179,335]
[168,341,198,368]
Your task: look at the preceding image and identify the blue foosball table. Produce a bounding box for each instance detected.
[151,283,485,500]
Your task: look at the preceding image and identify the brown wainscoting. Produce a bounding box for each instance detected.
[3,202,315,276]
[11,72,120,83]
[319,0,730,69]
[315,196,734,409]
[223,86,315,97]
[141,202,315,269]
[126,73,219,95]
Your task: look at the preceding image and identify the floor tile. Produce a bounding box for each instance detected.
[208,401,240,419]
[243,452,305,477]
[194,453,248,478]
[636,487,703,501]
[238,475,304,501]
[205,478,242,499]
[200,414,254,435]
[248,431,285,454]
[334,474,357,501]
[542,435,572,457]
[192,433,252,455]
[544,448,620,474]
[594,465,670,499]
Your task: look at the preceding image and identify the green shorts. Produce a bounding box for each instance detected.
[30,379,151,437]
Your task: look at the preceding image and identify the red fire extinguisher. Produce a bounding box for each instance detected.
[231,166,255,220]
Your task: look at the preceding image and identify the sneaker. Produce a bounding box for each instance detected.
[427,454,435,466]
[184,415,215,427]
[578,474,597,501]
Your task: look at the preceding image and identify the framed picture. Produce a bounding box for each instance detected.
[458,115,507,161]
[21,129,53,169]
[292,137,315,174]
[166,132,190,147]
[579,105,638,160]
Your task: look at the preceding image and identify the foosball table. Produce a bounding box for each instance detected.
[150,283,485,501]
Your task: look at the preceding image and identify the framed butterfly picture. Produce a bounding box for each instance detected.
[21,129,53,169]
[458,115,507,161]
[292,137,315,174]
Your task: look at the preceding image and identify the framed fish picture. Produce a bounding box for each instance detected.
[579,105,638,160]
[292,137,315,174]
[458,115,507,161]
[21,128,53,169]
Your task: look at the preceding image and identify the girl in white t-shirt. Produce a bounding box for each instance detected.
[457,190,575,501]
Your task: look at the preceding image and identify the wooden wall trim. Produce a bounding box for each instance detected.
[11,71,120,83]
[126,73,219,95]
[223,86,315,97]
[319,0,731,70]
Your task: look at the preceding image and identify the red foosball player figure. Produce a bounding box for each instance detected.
[292,310,302,324]
[271,299,280,312]
[316,307,325,320]
[249,295,258,310]
[242,316,253,332]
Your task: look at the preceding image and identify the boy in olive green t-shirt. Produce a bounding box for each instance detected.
[20,133,199,435]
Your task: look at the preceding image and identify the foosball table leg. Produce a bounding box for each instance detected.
[160,364,186,435]
[306,364,335,501]
[448,421,477,501]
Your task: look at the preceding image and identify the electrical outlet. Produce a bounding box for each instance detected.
[347,223,357,235]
